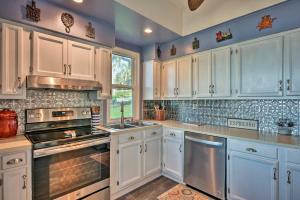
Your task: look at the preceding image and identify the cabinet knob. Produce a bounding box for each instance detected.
[246,148,257,153]
[17,77,22,89]
[22,175,27,190]
[179,144,182,152]
[287,170,291,184]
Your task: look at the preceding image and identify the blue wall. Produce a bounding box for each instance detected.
[0,0,115,47]
[152,0,300,61]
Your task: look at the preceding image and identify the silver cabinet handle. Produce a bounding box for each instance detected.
[279,80,283,91]
[246,148,257,153]
[63,64,67,75]
[145,144,147,152]
[7,158,23,165]
[17,77,22,89]
[179,144,182,152]
[185,136,223,147]
[128,136,135,141]
[209,85,212,94]
[22,175,27,189]
[287,79,291,91]
[211,84,215,94]
[152,132,157,135]
[273,168,277,180]
[287,170,291,184]
[68,64,72,76]
[139,145,143,154]
[176,88,179,95]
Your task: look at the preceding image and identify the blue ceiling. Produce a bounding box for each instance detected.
[114,3,181,47]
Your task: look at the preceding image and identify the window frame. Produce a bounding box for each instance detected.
[107,47,140,123]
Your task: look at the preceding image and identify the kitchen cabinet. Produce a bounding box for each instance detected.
[118,139,143,188]
[237,36,283,97]
[228,139,279,200]
[144,133,162,176]
[0,23,27,99]
[192,51,211,97]
[284,30,300,96]
[94,48,112,99]
[67,40,95,80]
[162,128,184,182]
[161,60,177,98]
[32,31,95,80]
[143,60,161,100]
[211,47,231,97]
[3,167,27,200]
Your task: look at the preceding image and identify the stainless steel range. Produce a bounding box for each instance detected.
[25,107,110,200]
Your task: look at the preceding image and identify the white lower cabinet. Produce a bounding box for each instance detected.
[111,128,162,199]
[162,128,184,182]
[3,167,27,200]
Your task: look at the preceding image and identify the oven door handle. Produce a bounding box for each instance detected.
[34,138,110,158]
[185,136,223,147]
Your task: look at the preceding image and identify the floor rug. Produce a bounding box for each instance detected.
[157,184,212,200]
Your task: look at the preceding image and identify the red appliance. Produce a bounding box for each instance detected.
[0,109,18,138]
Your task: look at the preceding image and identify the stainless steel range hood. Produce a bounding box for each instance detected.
[26,75,102,91]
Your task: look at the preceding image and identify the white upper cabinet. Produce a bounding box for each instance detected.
[212,47,231,97]
[161,60,177,98]
[176,56,192,98]
[284,30,300,96]
[0,23,26,98]
[237,36,283,97]
[67,40,95,80]
[32,32,67,78]
[143,60,161,100]
[193,51,211,98]
[95,48,112,99]
[33,31,95,80]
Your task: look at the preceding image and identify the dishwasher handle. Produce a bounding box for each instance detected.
[185,136,224,147]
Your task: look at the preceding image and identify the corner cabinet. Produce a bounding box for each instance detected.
[236,36,283,97]
[0,23,27,99]
[32,31,95,80]
[94,48,112,99]
[161,56,192,99]
[143,60,161,100]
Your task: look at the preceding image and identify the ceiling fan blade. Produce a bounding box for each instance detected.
[188,0,204,11]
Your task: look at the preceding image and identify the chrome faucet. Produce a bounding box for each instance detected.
[120,101,125,128]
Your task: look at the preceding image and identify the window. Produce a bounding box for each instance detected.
[108,48,140,121]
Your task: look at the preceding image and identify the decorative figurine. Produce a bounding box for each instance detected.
[61,13,74,33]
[86,22,95,39]
[170,45,176,56]
[216,29,233,42]
[157,45,161,59]
[26,0,40,22]
[192,37,199,49]
[257,15,277,31]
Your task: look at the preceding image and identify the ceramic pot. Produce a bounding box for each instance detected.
[0,109,18,138]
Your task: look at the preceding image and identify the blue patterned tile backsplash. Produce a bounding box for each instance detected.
[143,99,300,135]
[0,90,104,134]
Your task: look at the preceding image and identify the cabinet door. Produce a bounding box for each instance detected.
[153,61,161,99]
[228,151,278,200]
[212,47,231,97]
[163,137,183,181]
[67,40,95,80]
[144,137,161,176]
[0,23,24,96]
[96,48,112,99]
[118,141,143,189]
[3,167,27,200]
[195,51,211,97]
[176,56,192,98]
[285,164,300,200]
[284,31,300,96]
[161,60,176,98]
[32,32,67,78]
[237,36,283,97]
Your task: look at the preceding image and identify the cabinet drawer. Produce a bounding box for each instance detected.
[164,128,184,140]
[2,152,26,170]
[285,148,300,164]
[229,139,277,159]
[119,131,142,144]
[145,128,162,139]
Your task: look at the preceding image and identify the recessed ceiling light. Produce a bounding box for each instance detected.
[144,28,152,34]
[73,0,83,3]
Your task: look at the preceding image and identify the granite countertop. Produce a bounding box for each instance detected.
[0,135,32,152]
[146,120,300,149]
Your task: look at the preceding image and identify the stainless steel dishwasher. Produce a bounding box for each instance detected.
[184,131,226,200]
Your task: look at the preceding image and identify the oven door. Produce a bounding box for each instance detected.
[33,138,110,200]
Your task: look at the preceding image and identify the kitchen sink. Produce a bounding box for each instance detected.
[106,124,136,130]
[127,121,158,127]
[106,121,158,130]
